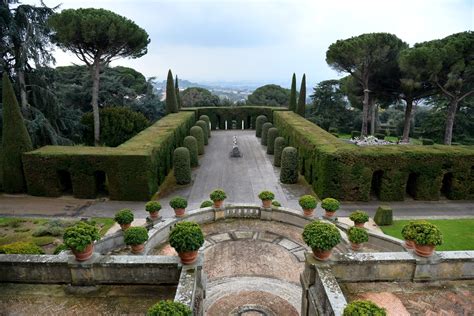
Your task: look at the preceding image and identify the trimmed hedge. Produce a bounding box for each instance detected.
[273,137,286,167]
[374,205,392,225]
[195,120,209,145]
[261,122,273,146]
[183,136,199,167]
[0,241,44,254]
[199,115,211,137]
[280,146,298,184]
[190,126,205,155]
[266,127,279,155]
[173,147,191,185]
[255,115,268,137]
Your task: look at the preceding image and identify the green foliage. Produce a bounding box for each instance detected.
[169,221,204,253]
[255,115,268,137]
[348,227,369,244]
[190,126,205,155]
[166,70,178,114]
[280,147,298,184]
[422,138,434,145]
[273,137,286,167]
[247,84,291,107]
[200,200,213,208]
[0,242,44,255]
[413,222,443,246]
[210,189,227,202]
[175,75,182,110]
[297,74,306,116]
[32,223,63,237]
[173,147,191,185]
[63,221,100,252]
[351,131,361,138]
[2,73,33,193]
[289,73,297,112]
[302,221,341,251]
[298,195,317,209]
[114,209,134,225]
[81,107,149,147]
[195,120,209,145]
[343,300,386,316]
[147,300,192,316]
[181,87,220,107]
[258,190,275,201]
[169,196,187,209]
[53,244,69,255]
[401,221,419,240]
[272,200,281,207]
[349,210,369,224]
[321,198,340,212]
[261,122,273,146]
[123,226,148,245]
[145,201,161,213]
[183,136,199,167]
[199,115,211,137]
[374,133,385,140]
[266,127,279,155]
[374,206,393,226]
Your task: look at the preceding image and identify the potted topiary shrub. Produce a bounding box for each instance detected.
[170,196,188,217]
[343,300,386,316]
[298,195,318,216]
[145,201,161,220]
[302,221,341,261]
[63,221,100,261]
[401,221,418,249]
[147,300,192,316]
[413,222,443,257]
[349,210,369,228]
[200,200,213,208]
[321,198,340,218]
[124,226,148,254]
[258,190,275,208]
[169,221,204,265]
[347,227,369,251]
[114,209,134,230]
[272,200,281,207]
[210,189,227,208]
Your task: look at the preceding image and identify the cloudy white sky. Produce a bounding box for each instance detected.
[33,0,473,87]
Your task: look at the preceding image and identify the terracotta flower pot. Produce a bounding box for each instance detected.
[354,222,365,228]
[351,242,362,251]
[213,200,224,209]
[131,243,144,254]
[262,199,272,208]
[120,223,131,231]
[174,208,185,217]
[404,240,415,249]
[303,208,314,217]
[325,210,336,218]
[149,211,159,220]
[312,248,332,261]
[414,243,435,257]
[178,250,199,264]
[72,243,94,262]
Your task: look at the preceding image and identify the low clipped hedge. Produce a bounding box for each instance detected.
[255,115,268,137]
[280,147,298,184]
[261,122,273,146]
[147,300,192,316]
[183,136,199,167]
[343,300,386,316]
[266,127,279,155]
[374,205,392,226]
[173,147,191,185]
[195,120,209,145]
[169,221,204,253]
[114,209,134,225]
[348,227,369,244]
[0,241,44,254]
[199,115,211,137]
[124,226,148,245]
[302,221,341,251]
[190,126,205,155]
[273,137,286,167]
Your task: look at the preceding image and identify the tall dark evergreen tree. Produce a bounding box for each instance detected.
[289,73,297,112]
[166,69,178,114]
[175,75,182,110]
[296,74,306,116]
[1,73,33,193]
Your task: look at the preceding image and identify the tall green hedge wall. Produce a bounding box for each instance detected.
[22,112,195,201]
[273,111,474,201]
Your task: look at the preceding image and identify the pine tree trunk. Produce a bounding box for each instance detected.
[361,88,369,136]
[444,98,458,145]
[91,62,101,146]
[17,70,29,112]
[370,99,376,135]
[402,97,413,143]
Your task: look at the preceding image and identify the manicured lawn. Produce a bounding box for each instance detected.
[381,219,474,251]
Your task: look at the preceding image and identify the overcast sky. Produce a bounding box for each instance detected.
[34,0,473,87]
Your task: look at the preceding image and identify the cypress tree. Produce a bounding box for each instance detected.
[1,73,33,193]
[166,70,178,114]
[296,74,306,116]
[289,73,297,112]
[175,75,182,110]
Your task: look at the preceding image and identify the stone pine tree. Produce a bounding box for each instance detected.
[175,75,182,110]
[296,74,306,116]
[289,73,297,112]
[166,70,178,114]
[1,73,33,193]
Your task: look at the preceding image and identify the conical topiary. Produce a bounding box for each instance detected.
[289,73,297,112]
[296,74,306,117]
[175,75,182,110]
[166,70,178,114]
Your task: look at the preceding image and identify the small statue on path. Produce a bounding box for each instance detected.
[230,135,242,158]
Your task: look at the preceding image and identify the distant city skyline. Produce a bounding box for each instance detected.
[29,0,474,87]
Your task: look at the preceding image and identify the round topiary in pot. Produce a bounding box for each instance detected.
[147,300,192,316]
[273,137,286,167]
[258,190,275,208]
[124,226,148,254]
[266,127,279,155]
[63,221,100,261]
[347,227,369,251]
[349,210,369,227]
[200,200,213,208]
[195,120,209,145]
[261,122,273,146]
[114,209,134,230]
[302,221,341,261]
[183,136,199,167]
[173,147,191,185]
[321,198,340,218]
[169,221,204,265]
[401,221,420,249]
[145,201,162,220]
[170,196,188,217]
[280,147,298,184]
[190,126,205,155]
[199,114,211,137]
[343,300,386,316]
[298,195,318,216]
[255,115,268,138]
[413,222,443,257]
[209,189,227,208]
